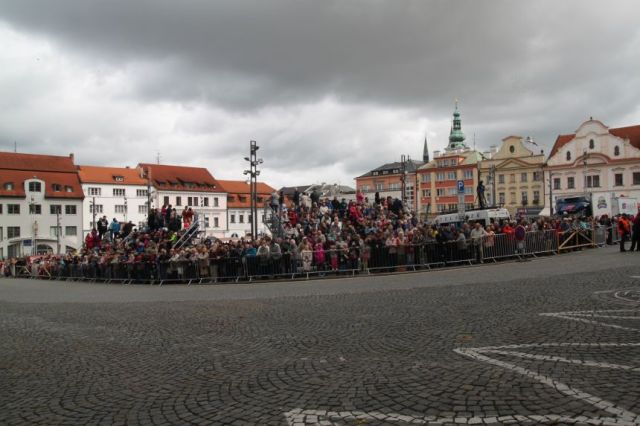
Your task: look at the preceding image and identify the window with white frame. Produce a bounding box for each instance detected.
[29,204,42,214]
[213,197,219,207]
[7,226,20,238]
[586,175,600,188]
[88,187,101,196]
[8,204,20,214]
[28,181,42,192]
[499,193,505,204]
[375,183,383,191]
[553,178,561,190]
[230,214,236,224]
[447,171,456,180]
[239,214,244,223]
[50,205,61,214]
[138,205,148,214]
[113,188,125,197]
[421,174,431,183]
[447,188,457,196]
[436,172,445,182]
[463,169,473,179]
[567,177,575,189]
[213,217,219,228]
[89,204,103,214]
[521,172,528,183]
[614,173,623,187]
[65,226,77,236]
[115,205,127,213]
[136,189,148,197]
[422,189,431,197]
[436,188,445,196]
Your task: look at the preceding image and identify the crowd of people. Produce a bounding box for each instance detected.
[1,190,639,281]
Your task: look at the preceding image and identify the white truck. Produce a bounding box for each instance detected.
[434,208,511,227]
[611,196,638,217]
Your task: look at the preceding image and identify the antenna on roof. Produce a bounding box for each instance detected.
[14,141,17,153]
[156,151,161,164]
[473,133,476,151]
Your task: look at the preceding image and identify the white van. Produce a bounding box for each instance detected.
[434,208,511,227]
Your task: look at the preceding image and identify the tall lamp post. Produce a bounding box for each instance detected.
[243,140,262,238]
[400,154,410,208]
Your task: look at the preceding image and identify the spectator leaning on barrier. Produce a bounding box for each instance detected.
[618,215,631,252]
[629,209,640,252]
[470,221,488,263]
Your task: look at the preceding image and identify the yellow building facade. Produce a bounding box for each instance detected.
[479,136,546,216]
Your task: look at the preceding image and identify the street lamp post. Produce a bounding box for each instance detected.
[56,209,61,255]
[243,140,262,238]
[92,196,97,230]
[400,154,408,208]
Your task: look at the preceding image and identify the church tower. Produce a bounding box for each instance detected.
[446,100,467,151]
[423,135,429,163]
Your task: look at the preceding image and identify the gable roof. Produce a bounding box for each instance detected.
[217,180,275,194]
[0,151,77,173]
[357,159,425,178]
[78,165,147,185]
[549,124,640,159]
[217,180,275,208]
[0,151,83,199]
[138,163,224,193]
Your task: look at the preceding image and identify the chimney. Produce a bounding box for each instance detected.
[490,145,498,155]
[69,153,74,162]
[433,150,440,158]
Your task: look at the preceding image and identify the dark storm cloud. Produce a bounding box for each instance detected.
[0,0,639,187]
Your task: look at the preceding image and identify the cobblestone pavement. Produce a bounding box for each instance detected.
[1,246,640,425]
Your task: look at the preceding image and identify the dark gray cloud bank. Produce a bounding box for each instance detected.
[0,0,639,187]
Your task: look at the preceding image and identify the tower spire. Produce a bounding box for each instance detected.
[447,99,467,151]
[423,134,430,163]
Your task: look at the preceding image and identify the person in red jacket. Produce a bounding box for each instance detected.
[628,210,640,251]
[618,215,631,252]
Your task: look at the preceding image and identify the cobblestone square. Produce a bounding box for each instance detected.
[1,246,639,425]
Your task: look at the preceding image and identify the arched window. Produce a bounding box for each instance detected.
[566,151,572,161]
[589,139,595,149]
[614,146,620,156]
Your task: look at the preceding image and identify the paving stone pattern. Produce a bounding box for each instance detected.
[1,247,639,425]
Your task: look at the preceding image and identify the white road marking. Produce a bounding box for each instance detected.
[541,311,640,332]
[283,407,636,425]
[479,348,640,372]
[454,346,639,425]
[283,303,640,425]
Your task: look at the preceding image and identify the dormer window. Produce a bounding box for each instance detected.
[52,183,61,192]
[65,185,73,192]
[4,182,14,190]
[114,175,124,182]
[28,181,42,192]
[614,146,620,156]
[589,139,595,149]
[566,151,571,161]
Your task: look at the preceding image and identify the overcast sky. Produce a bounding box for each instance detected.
[1,0,639,188]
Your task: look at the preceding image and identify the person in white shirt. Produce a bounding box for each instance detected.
[470,222,488,263]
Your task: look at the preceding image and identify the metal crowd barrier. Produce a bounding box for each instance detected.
[0,229,597,285]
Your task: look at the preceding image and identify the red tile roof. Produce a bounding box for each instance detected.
[138,163,224,193]
[217,180,276,208]
[0,172,83,199]
[78,165,147,185]
[549,124,640,159]
[0,151,83,199]
[0,151,77,172]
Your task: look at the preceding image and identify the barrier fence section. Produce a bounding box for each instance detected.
[0,229,605,285]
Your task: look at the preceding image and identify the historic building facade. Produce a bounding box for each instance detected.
[417,104,481,218]
[355,156,425,211]
[217,180,275,238]
[137,163,228,238]
[77,165,149,234]
[0,152,84,258]
[479,135,546,216]
[545,118,640,216]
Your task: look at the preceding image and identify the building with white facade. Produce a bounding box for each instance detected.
[138,163,228,238]
[77,165,150,233]
[0,152,84,258]
[545,119,640,216]
[217,180,275,238]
